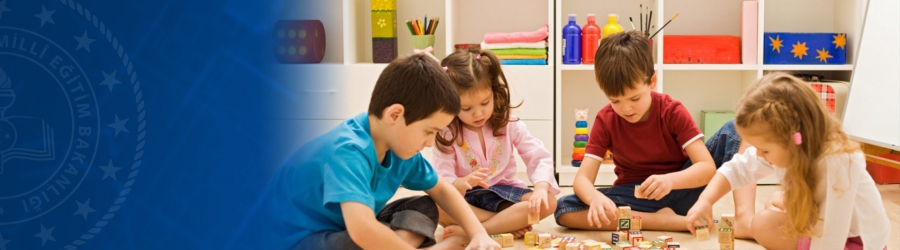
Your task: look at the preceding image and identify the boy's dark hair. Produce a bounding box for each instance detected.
[368,54,461,124]
[594,30,655,97]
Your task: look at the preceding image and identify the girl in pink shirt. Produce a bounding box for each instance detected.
[433,49,560,239]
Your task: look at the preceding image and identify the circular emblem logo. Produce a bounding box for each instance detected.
[0,0,146,249]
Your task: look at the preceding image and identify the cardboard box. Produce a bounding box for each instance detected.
[663,35,741,64]
[701,110,735,142]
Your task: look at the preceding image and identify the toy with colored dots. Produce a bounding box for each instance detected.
[273,20,326,64]
[572,109,589,166]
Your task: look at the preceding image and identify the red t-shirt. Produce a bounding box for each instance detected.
[584,91,703,186]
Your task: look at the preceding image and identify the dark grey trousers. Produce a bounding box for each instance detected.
[294,195,439,249]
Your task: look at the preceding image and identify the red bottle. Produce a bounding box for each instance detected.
[582,14,601,64]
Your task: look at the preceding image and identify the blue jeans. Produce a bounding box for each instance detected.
[555,120,742,222]
[464,185,532,212]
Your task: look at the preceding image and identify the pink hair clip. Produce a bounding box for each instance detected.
[476,54,481,60]
[793,132,802,145]
[442,66,448,72]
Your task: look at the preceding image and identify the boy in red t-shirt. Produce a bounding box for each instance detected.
[554,31,745,231]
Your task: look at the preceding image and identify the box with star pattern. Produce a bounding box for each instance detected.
[763,32,847,64]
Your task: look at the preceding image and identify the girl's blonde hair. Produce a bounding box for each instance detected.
[734,72,859,237]
[436,48,520,153]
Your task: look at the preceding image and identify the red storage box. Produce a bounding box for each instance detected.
[866,154,900,184]
[663,35,741,64]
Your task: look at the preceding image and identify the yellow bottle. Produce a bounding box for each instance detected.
[603,14,624,38]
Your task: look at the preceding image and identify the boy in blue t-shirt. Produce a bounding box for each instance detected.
[272,54,500,250]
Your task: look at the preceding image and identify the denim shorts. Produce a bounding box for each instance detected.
[294,195,439,250]
[555,120,742,221]
[464,185,533,212]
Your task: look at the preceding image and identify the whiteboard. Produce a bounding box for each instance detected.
[842,0,900,150]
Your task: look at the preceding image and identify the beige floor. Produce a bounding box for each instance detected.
[391,184,900,250]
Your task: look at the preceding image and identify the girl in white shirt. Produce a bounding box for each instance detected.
[685,72,889,250]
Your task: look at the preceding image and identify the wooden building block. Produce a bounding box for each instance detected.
[617,206,632,219]
[526,212,539,224]
[720,243,734,250]
[657,235,673,242]
[652,240,667,247]
[538,233,552,248]
[720,213,735,229]
[618,218,632,230]
[500,233,513,247]
[524,232,536,246]
[635,185,646,199]
[612,231,627,243]
[718,228,734,243]
[695,225,710,240]
[631,216,642,230]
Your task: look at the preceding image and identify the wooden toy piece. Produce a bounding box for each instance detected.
[617,206,632,219]
[612,231,624,243]
[720,243,734,250]
[618,218,632,230]
[524,232,537,246]
[614,230,629,242]
[638,244,652,249]
[527,211,541,224]
[651,240,667,247]
[566,242,582,250]
[631,216,642,231]
[695,225,710,240]
[551,238,562,248]
[499,233,514,247]
[618,229,630,237]
[560,236,576,243]
[489,234,503,245]
[584,241,604,250]
[666,242,681,248]
[649,246,663,250]
[721,213,735,229]
[629,231,644,246]
[718,228,734,244]
[538,233,553,248]
[634,185,646,199]
[657,235,673,243]
[615,241,633,250]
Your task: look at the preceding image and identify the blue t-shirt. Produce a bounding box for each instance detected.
[272,112,439,247]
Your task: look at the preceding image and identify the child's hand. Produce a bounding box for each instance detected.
[685,200,715,236]
[454,168,490,192]
[465,234,501,250]
[527,188,550,219]
[639,174,674,200]
[586,193,617,228]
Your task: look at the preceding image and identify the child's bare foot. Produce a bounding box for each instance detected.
[441,225,467,240]
[512,225,533,238]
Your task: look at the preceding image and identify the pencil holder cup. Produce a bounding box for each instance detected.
[411,35,435,52]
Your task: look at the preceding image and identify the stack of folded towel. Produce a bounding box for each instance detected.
[481,25,549,65]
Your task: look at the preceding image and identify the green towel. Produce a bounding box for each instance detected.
[487,48,547,56]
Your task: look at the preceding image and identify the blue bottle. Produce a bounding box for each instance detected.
[562,14,582,64]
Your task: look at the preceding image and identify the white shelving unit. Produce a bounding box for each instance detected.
[277,0,867,186]
[555,0,866,186]
[275,0,556,182]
